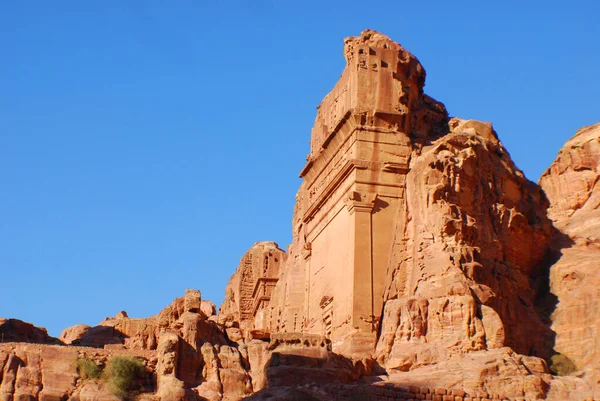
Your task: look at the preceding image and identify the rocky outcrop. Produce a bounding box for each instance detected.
[223,28,554,369]
[0,342,156,401]
[218,242,286,336]
[64,289,225,350]
[1,290,252,401]
[0,319,62,345]
[59,325,91,345]
[539,122,600,397]
[0,344,78,401]
[376,118,554,372]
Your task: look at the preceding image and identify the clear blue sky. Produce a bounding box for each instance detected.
[1,1,598,337]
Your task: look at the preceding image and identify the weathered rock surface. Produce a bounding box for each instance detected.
[0,342,155,401]
[264,29,451,358]
[0,319,62,345]
[218,241,286,336]
[539,122,600,398]
[66,289,225,350]
[375,117,554,372]
[59,324,91,345]
[0,344,77,401]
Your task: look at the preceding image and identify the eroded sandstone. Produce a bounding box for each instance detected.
[540,122,600,399]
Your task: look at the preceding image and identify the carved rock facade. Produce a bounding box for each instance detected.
[218,241,286,336]
[268,29,448,355]
[226,31,554,366]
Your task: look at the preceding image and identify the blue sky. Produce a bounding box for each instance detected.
[1,1,598,336]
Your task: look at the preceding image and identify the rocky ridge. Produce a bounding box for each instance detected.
[2,31,599,401]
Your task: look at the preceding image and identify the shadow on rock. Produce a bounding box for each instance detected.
[0,318,63,345]
[245,350,385,400]
[533,225,575,361]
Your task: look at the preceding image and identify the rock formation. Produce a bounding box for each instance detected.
[218,241,286,337]
[539,122,600,399]
[375,117,553,372]
[223,30,554,368]
[266,30,449,357]
[0,319,62,345]
[2,30,599,401]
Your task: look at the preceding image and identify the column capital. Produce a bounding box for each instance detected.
[345,191,377,214]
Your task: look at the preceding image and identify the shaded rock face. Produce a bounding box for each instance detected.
[59,325,91,345]
[0,319,62,345]
[539,122,600,396]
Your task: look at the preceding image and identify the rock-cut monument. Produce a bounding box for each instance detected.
[220,30,553,366]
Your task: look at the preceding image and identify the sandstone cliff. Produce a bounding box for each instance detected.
[540,122,600,399]
[376,117,553,372]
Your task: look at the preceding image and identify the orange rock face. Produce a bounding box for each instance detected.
[376,118,553,371]
[539,122,600,397]
[216,30,600,400]
[266,29,448,355]
[218,241,286,335]
[62,289,225,350]
[0,319,62,345]
[0,344,78,401]
[223,30,554,366]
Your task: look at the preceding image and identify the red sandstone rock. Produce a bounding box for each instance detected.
[376,118,554,371]
[218,241,286,335]
[238,29,553,369]
[69,288,225,350]
[263,29,448,358]
[59,324,91,345]
[539,122,600,399]
[0,343,154,401]
[0,319,62,345]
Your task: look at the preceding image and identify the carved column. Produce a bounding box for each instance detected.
[303,240,312,333]
[346,191,376,332]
